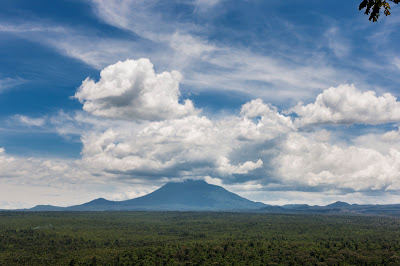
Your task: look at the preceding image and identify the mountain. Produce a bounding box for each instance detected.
[30,179,266,211]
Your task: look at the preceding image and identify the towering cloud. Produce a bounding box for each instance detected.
[74,58,198,121]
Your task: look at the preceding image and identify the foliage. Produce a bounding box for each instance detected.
[1,211,400,265]
[359,0,400,21]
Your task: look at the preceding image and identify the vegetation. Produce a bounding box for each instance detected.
[359,0,400,21]
[1,211,400,265]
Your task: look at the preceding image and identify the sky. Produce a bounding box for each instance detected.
[1,0,400,209]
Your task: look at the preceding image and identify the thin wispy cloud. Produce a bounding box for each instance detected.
[0,1,380,102]
[0,77,26,93]
[15,115,45,127]
[325,27,351,58]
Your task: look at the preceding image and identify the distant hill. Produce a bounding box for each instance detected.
[30,179,266,211]
[259,201,400,217]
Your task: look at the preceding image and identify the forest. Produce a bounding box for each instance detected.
[1,211,400,265]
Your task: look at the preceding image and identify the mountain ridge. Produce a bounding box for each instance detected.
[20,180,400,216]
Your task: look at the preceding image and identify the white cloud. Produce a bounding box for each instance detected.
[0,149,84,184]
[183,48,346,101]
[0,77,26,93]
[351,127,400,155]
[90,0,197,41]
[394,57,400,70]
[47,110,126,137]
[52,37,145,69]
[75,58,198,121]
[220,99,295,142]
[325,27,350,58]
[15,115,46,127]
[168,32,216,58]
[218,158,263,175]
[203,176,223,186]
[290,84,400,126]
[240,99,295,134]
[192,0,222,14]
[79,115,260,177]
[0,147,160,209]
[274,132,400,191]
[383,127,400,142]
[194,0,221,7]
[0,24,64,33]
[0,21,154,69]
[77,95,296,179]
[80,116,220,176]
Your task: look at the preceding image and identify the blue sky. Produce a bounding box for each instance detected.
[1,0,400,209]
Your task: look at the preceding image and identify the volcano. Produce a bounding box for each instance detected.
[30,179,266,211]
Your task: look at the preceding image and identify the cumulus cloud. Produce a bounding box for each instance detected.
[74,58,198,121]
[76,97,297,180]
[80,114,270,178]
[383,127,400,142]
[218,158,263,175]
[81,116,218,176]
[351,127,400,155]
[274,132,400,191]
[72,74,400,194]
[73,60,295,180]
[239,99,295,137]
[290,84,400,126]
[216,99,295,143]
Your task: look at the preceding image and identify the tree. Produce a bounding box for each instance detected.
[359,0,400,21]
